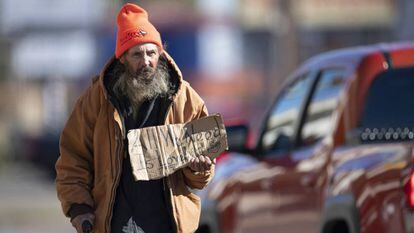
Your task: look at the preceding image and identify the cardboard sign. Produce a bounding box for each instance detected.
[127,114,228,181]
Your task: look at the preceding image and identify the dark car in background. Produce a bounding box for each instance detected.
[197,42,414,233]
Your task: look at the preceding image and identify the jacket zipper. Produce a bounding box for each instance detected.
[105,124,123,232]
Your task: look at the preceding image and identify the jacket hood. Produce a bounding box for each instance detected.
[97,51,184,101]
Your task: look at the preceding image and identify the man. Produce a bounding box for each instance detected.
[55,3,214,233]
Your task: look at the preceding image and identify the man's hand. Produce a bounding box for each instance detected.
[188,155,214,172]
[71,213,95,233]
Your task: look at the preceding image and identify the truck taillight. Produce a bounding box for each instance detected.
[404,171,414,208]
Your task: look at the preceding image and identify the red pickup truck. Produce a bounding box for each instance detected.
[199,42,414,233]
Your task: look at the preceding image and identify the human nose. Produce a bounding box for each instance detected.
[143,55,151,67]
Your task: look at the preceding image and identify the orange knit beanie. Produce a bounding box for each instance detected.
[115,3,163,58]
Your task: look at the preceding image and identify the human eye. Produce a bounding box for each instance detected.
[133,52,142,57]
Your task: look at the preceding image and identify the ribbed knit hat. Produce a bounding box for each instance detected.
[115,3,163,58]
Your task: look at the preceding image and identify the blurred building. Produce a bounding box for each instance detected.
[292,0,398,60]
[0,0,118,165]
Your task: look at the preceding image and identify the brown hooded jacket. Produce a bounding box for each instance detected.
[55,52,214,233]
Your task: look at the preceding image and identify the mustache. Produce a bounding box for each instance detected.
[128,66,155,83]
[137,66,155,76]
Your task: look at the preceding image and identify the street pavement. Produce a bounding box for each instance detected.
[0,161,73,233]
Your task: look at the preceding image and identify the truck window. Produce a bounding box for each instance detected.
[261,73,315,155]
[300,69,346,147]
[360,67,414,140]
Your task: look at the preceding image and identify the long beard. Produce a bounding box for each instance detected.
[113,59,171,114]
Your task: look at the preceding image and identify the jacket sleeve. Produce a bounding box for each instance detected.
[182,103,216,190]
[55,83,101,217]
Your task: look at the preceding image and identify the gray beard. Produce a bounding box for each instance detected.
[112,59,171,115]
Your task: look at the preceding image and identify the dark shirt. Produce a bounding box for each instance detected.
[111,96,174,233]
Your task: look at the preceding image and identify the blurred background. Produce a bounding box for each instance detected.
[0,0,412,232]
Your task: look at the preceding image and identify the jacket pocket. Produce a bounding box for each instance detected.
[173,191,201,233]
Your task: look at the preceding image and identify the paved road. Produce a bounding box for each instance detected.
[0,161,73,233]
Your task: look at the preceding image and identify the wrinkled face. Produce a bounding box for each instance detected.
[120,42,160,78]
